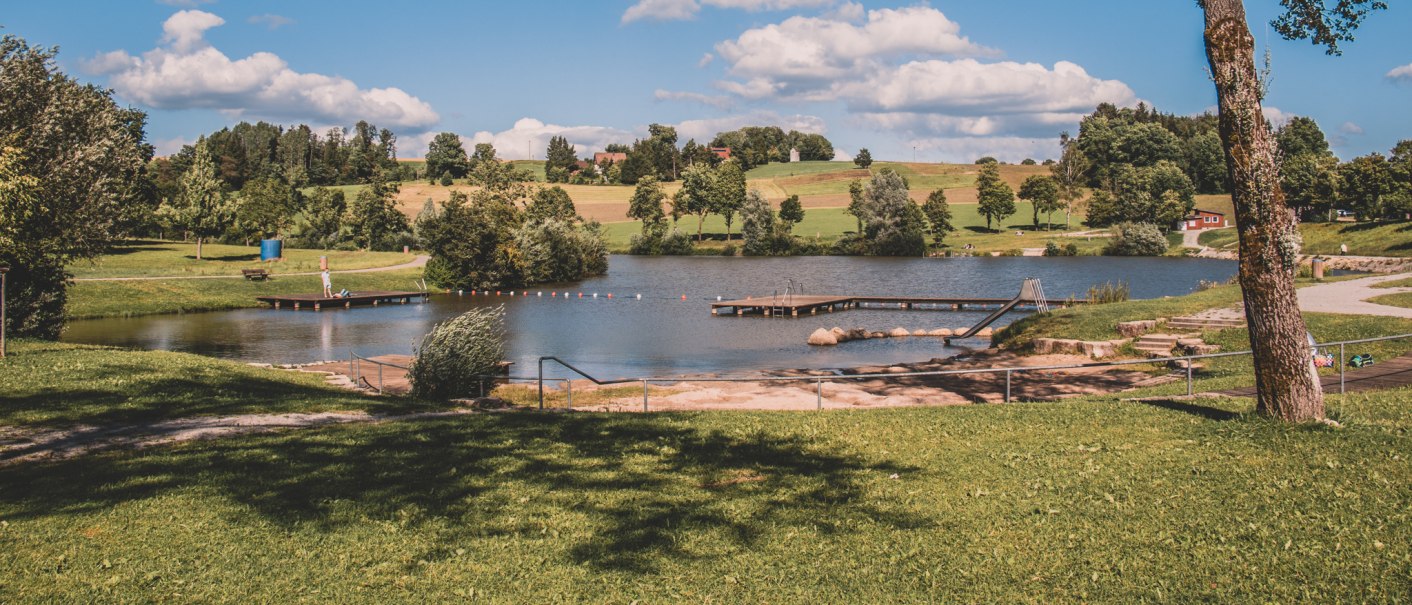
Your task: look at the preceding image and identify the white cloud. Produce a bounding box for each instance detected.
[1260,106,1294,128]
[466,118,637,161]
[156,0,213,7]
[654,89,734,109]
[247,14,295,30]
[715,6,996,95]
[1387,63,1412,81]
[672,111,827,143]
[909,136,1059,164]
[89,10,439,131]
[623,0,836,23]
[698,53,714,68]
[841,59,1135,118]
[1340,121,1365,135]
[153,135,195,157]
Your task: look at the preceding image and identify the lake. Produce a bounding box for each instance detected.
[63,255,1238,380]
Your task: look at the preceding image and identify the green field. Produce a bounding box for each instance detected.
[1197,227,1239,250]
[1,337,1410,601]
[69,241,413,279]
[67,268,427,319]
[1300,221,1412,257]
[743,160,861,179]
[603,205,1106,255]
[1368,291,1412,309]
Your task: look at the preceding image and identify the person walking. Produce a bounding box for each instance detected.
[321,268,333,297]
[1340,243,1348,256]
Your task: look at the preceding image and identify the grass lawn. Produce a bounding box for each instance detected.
[69,241,414,279]
[0,365,1407,600]
[0,341,436,427]
[1299,221,1412,257]
[603,205,1106,255]
[1197,227,1239,250]
[1367,291,1412,309]
[743,160,859,179]
[66,268,427,319]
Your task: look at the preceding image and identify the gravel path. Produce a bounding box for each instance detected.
[73,255,430,282]
[1298,272,1412,318]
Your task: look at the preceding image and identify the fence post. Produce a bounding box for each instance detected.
[1186,361,1193,397]
[377,363,384,395]
[816,378,823,410]
[537,358,545,410]
[1339,343,1346,395]
[1004,370,1011,403]
[566,380,573,409]
[642,379,649,413]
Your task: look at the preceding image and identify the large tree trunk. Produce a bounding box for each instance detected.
[196,237,204,261]
[1203,0,1324,421]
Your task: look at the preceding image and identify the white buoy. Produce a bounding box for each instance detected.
[537,292,542,297]
[593,293,598,298]
[458,290,463,296]
[636,294,642,300]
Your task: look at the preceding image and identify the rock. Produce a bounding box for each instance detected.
[1080,340,1118,358]
[1034,338,1082,355]
[889,327,911,337]
[912,329,929,336]
[929,328,952,337]
[831,327,848,342]
[976,327,993,338]
[847,328,868,341]
[1176,338,1204,348]
[1185,343,1222,355]
[1117,320,1158,338]
[869,331,887,339]
[807,328,839,346]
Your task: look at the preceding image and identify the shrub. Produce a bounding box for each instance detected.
[629,228,695,255]
[408,306,507,400]
[720,244,737,256]
[439,172,453,186]
[1104,222,1169,256]
[1086,281,1131,304]
[1043,241,1080,256]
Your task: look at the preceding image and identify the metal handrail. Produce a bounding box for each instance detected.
[537,356,635,410]
[350,350,569,397]
[535,332,1412,409]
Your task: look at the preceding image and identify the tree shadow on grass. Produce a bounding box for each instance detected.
[0,413,926,574]
[183,253,259,262]
[1136,397,1243,421]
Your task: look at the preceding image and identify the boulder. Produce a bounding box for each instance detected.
[1033,338,1082,355]
[807,328,839,346]
[929,328,953,337]
[1116,320,1158,338]
[912,329,929,336]
[1176,338,1205,348]
[831,327,849,342]
[889,327,911,337]
[870,331,888,339]
[1080,340,1118,358]
[1184,343,1222,355]
[976,327,993,338]
[847,328,869,341]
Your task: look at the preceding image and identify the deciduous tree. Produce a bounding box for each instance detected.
[425,132,470,181]
[853,148,873,169]
[921,189,954,247]
[976,162,1016,231]
[1018,175,1062,230]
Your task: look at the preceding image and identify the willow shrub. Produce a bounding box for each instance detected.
[408,306,507,400]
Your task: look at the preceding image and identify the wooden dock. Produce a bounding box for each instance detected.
[257,290,428,310]
[710,294,1081,317]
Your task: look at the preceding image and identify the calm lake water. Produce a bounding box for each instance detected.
[63,255,1237,379]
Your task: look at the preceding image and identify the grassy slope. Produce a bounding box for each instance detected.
[69,241,413,279]
[1300,221,1412,257]
[1367,291,1412,309]
[0,376,1407,601]
[603,206,1106,254]
[0,341,436,427]
[67,268,427,319]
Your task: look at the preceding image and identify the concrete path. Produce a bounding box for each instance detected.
[74,255,430,282]
[1181,229,1204,249]
[1298,272,1412,318]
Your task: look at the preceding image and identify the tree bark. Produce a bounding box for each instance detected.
[1203,0,1324,421]
[196,237,204,261]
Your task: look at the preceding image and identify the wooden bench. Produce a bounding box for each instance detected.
[242,268,270,281]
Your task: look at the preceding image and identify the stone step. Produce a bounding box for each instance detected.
[1167,317,1245,330]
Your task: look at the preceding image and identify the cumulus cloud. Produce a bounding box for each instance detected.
[247,14,295,30]
[1260,106,1294,128]
[910,136,1060,164]
[87,11,438,131]
[716,6,996,94]
[1340,121,1365,135]
[698,53,715,68]
[1387,63,1412,81]
[672,110,827,143]
[156,0,213,7]
[623,0,836,23]
[457,118,637,161]
[654,89,734,109]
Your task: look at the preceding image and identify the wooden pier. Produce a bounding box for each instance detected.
[257,290,428,311]
[710,294,1081,317]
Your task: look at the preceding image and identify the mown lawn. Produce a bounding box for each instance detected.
[0,341,437,427]
[69,241,415,279]
[66,268,427,319]
[1300,221,1412,257]
[0,382,1407,601]
[1368,291,1412,309]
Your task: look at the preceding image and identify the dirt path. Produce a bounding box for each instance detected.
[1298,272,1412,318]
[0,408,474,465]
[73,255,430,282]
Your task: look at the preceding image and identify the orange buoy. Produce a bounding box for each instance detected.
[681,294,687,301]
[607,293,613,299]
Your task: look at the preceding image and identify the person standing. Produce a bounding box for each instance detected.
[1340,243,1348,256]
[321,268,333,297]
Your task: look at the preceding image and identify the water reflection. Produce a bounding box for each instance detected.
[64,255,1237,378]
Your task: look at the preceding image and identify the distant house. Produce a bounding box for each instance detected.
[710,147,732,160]
[789,147,800,163]
[1176,209,1227,231]
[593,152,627,166]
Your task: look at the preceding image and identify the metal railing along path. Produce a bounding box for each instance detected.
[350,350,571,397]
[535,332,1412,411]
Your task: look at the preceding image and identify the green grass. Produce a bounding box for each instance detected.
[508,160,547,182]
[66,268,427,319]
[604,206,1105,255]
[0,341,436,427]
[743,160,859,180]
[1197,227,1238,250]
[69,240,414,279]
[1367,291,1412,309]
[1299,221,1412,257]
[0,366,1408,600]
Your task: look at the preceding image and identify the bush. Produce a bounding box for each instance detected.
[439,172,453,186]
[720,244,737,256]
[1104,222,1168,256]
[408,306,507,400]
[628,228,695,256]
[1086,281,1131,304]
[1043,241,1080,256]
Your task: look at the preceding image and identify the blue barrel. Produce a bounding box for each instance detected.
[260,239,283,261]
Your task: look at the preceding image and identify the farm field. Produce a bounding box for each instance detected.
[68,241,413,279]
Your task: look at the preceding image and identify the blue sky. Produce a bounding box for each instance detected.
[6,1,1410,163]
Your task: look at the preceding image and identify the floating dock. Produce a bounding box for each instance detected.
[710,294,1080,317]
[257,290,428,310]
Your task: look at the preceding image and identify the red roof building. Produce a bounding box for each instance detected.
[1176,209,1227,231]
